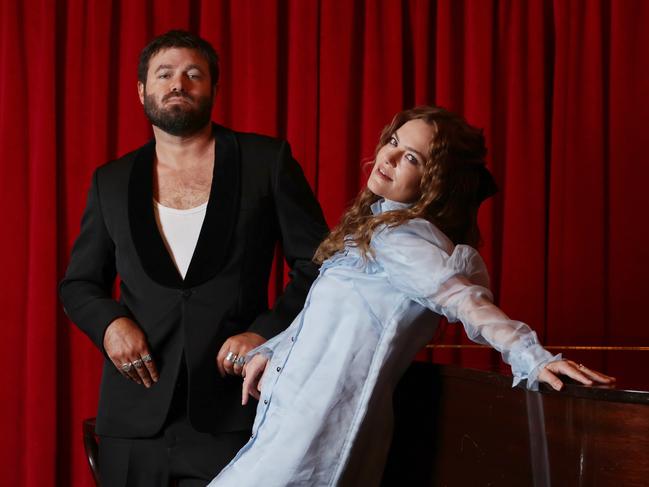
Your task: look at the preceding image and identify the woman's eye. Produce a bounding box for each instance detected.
[405,154,418,164]
[389,137,398,146]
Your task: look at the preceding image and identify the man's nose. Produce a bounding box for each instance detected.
[170,75,187,92]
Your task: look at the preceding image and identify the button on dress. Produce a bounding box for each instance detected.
[208,199,559,487]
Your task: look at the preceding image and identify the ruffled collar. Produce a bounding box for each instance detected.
[319,199,413,274]
[370,198,413,215]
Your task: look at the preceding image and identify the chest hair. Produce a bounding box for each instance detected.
[154,159,214,209]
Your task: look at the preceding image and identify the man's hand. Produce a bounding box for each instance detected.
[103,317,159,388]
[216,332,266,377]
[241,354,269,405]
[538,359,615,391]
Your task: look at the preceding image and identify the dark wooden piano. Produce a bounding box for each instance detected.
[381,349,649,487]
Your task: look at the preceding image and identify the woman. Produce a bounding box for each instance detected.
[209,106,614,486]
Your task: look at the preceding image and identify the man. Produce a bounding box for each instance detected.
[59,30,328,486]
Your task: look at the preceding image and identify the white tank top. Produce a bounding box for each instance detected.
[153,199,208,279]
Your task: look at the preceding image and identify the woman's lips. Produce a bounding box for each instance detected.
[377,167,393,182]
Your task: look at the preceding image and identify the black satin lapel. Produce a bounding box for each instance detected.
[183,124,241,287]
[128,140,184,288]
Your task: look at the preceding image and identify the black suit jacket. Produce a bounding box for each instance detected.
[59,123,328,437]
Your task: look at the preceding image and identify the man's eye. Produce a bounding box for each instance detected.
[158,73,170,79]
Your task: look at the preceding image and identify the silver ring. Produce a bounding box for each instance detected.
[578,363,585,370]
[121,362,133,373]
[141,354,153,363]
[234,356,246,367]
[133,359,144,369]
[225,351,238,362]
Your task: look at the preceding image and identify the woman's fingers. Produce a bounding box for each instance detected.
[538,367,564,391]
[242,373,252,405]
[540,359,617,391]
[576,364,616,384]
[546,360,593,386]
[241,359,263,405]
[240,355,270,404]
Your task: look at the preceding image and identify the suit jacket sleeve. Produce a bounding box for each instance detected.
[59,169,132,355]
[247,141,329,339]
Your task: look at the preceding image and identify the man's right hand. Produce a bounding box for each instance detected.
[103,317,159,388]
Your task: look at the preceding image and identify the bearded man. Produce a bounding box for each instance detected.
[59,30,328,487]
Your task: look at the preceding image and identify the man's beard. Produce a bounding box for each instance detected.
[143,91,214,137]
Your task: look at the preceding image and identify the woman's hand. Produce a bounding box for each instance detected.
[241,354,270,405]
[538,359,616,391]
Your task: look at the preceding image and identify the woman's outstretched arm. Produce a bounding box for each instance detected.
[433,274,615,391]
[372,220,615,390]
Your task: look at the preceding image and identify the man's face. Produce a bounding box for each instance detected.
[138,47,216,136]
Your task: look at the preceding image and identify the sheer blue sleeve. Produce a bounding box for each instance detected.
[372,220,560,390]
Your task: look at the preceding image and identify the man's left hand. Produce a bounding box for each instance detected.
[216,332,266,377]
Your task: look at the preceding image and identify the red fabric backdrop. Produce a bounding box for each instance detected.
[1,0,648,485]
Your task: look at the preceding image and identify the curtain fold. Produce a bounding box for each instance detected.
[1,1,648,485]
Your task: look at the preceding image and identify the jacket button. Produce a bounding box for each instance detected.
[264,399,268,404]
[181,289,193,298]
[276,367,281,372]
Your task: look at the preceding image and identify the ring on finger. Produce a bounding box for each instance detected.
[121,362,134,373]
[133,359,144,369]
[578,363,585,369]
[141,354,153,363]
[234,356,246,367]
[225,351,238,362]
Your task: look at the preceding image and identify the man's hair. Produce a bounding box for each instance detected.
[138,30,220,87]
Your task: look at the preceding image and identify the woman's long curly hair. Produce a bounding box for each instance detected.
[313,105,498,264]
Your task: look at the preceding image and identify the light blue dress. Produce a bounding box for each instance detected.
[208,198,559,487]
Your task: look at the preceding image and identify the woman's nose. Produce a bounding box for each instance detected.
[386,151,400,166]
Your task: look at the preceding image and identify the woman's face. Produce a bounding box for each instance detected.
[367,119,435,203]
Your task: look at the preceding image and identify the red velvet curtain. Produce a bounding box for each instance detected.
[2,1,648,485]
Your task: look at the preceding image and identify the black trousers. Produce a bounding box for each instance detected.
[98,362,250,487]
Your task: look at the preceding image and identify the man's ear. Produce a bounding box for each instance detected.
[137,81,145,105]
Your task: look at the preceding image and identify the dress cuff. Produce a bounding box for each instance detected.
[244,344,274,364]
[510,344,562,391]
